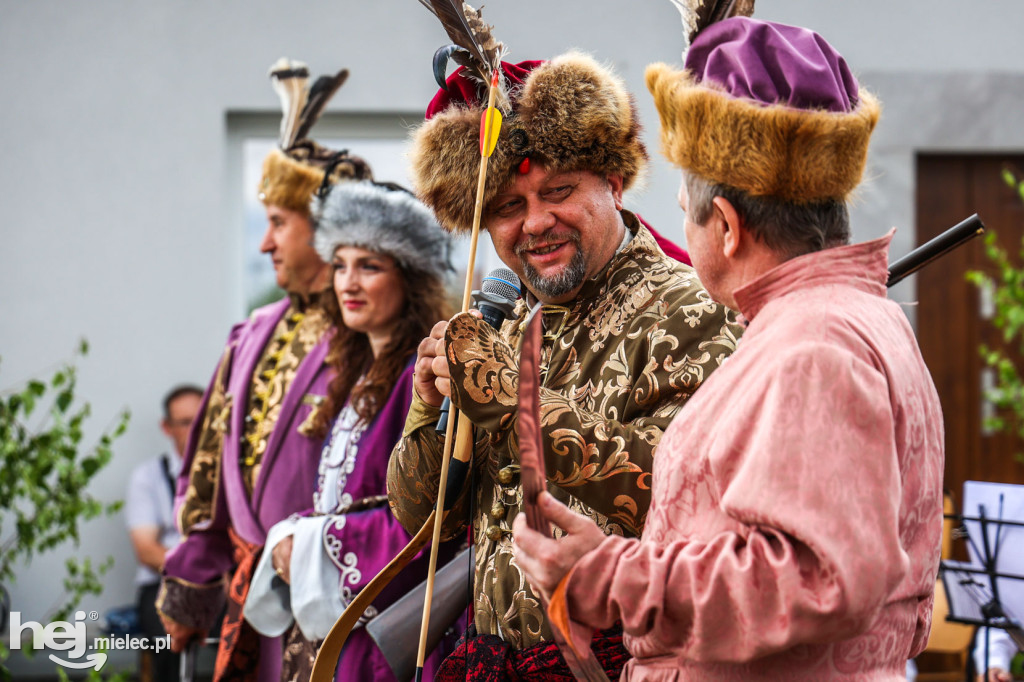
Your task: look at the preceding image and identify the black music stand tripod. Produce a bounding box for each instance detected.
[940,486,1024,680]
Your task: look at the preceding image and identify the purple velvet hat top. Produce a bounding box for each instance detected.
[646,16,880,202]
[684,17,860,114]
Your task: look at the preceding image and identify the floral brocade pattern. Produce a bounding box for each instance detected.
[178,346,233,534]
[388,216,743,649]
[280,624,319,682]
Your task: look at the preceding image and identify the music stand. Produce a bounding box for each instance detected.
[940,481,1024,679]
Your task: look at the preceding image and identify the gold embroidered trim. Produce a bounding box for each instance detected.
[243,310,306,466]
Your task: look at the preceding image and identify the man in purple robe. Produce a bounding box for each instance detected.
[156,58,372,682]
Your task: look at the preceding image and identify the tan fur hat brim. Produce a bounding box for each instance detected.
[258,149,326,215]
[646,63,880,203]
[411,52,648,233]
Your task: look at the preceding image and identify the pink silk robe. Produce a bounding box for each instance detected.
[562,233,945,681]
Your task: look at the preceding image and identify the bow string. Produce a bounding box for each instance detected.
[519,305,611,682]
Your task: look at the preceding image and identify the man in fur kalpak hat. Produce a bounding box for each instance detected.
[387,51,742,679]
[157,58,372,682]
[513,18,945,681]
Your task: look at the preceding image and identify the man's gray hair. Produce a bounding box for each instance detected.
[683,170,850,259]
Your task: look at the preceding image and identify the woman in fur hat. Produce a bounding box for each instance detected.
[243,180,455,682]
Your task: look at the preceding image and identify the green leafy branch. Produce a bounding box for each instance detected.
[965,167,1024,460]
[0,340,130,679]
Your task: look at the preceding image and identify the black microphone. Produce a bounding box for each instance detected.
[475,268,522,329]
[437,268,522,511]
[436,268,522,434]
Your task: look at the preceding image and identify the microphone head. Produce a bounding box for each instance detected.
[474,268,522,329]
[481,268,522,304]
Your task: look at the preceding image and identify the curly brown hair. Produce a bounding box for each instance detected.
[309,263,453,438]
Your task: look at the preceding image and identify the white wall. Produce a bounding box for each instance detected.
[1,0,1023,675]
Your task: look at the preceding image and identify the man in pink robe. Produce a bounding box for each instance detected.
[513,17,944,681]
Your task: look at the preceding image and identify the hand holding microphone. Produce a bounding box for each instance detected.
[413,321,452,407]
[434,268,522,432]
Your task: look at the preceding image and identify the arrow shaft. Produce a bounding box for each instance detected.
[414,73,501,675]
[414,410,461,671]
[314,70,504,682]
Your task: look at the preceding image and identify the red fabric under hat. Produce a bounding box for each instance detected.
[425,60,544,119]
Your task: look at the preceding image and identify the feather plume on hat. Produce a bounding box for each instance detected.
[417,0,510,110]
[667,0,756,58]
[258,58,372,214]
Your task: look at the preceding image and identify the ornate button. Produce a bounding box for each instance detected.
[508,128,529,153]
[497,464,520,485]
[489,502,506,520]
[485,525,503,542]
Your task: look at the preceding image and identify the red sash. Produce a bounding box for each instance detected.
[213,527,262,682]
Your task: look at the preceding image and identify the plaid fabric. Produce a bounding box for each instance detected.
[436,624,629,681]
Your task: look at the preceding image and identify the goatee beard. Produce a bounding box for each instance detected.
[520,248,586,299]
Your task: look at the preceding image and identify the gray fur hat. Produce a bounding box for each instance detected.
[312,180,453,280]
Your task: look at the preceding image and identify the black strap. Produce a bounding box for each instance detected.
[315,150,351,200]
[159,454,176,498]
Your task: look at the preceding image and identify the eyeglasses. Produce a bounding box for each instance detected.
[165,418,195,428]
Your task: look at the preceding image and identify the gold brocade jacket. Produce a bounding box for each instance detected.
[387,216,742,649]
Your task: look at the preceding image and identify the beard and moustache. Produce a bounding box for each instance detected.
[515,231,586,299]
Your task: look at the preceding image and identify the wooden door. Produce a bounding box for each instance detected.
[915,154,1024,510]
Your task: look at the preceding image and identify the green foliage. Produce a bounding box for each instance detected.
[966,168,1024,460]
[0,341,130,680]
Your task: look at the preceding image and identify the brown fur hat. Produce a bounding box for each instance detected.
[645,19,881,204]
[410,52,648,233]
[258,148,372,216]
